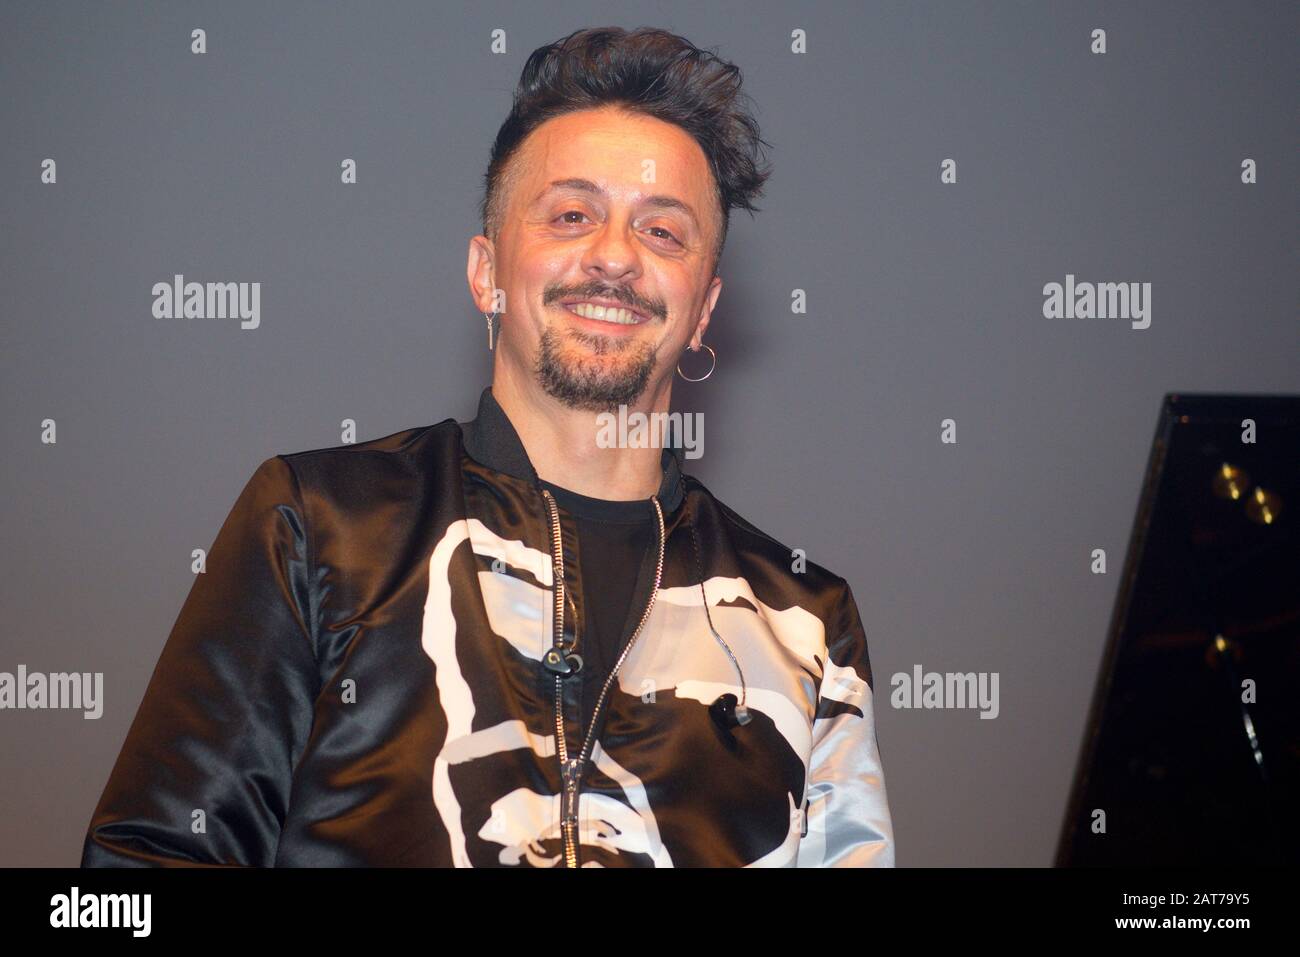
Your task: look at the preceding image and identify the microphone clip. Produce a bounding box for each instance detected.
[709,692,751,730]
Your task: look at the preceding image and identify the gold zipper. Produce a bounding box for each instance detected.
[541,486,665,868]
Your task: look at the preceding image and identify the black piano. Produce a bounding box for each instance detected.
[1057,393,1300,866]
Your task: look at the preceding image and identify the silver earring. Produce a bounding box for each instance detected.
[483,311,499,350]
[676,343,716,382]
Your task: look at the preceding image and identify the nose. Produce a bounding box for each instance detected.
[580,216,642,284]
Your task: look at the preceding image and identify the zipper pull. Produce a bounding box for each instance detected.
[561,757,583,828]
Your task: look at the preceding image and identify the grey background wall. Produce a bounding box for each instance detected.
[1,1,1295,866]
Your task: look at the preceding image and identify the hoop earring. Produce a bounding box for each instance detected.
[482,311,499,351]
[676,343,716,382]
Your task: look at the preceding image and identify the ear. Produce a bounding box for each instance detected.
[467,235,497,314]
[689,276,723,350]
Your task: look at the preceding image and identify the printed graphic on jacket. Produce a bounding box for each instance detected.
[421,514,889,867]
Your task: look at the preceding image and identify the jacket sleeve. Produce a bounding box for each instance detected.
[797,581,895,866]
[81,455,320,867]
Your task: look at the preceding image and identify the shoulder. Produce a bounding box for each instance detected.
[684,475,851,606]
[279,419,450,463]
[269,418,458,485]
[224,420,463,519]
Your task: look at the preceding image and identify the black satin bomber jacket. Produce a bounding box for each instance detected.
[81,386,894,867]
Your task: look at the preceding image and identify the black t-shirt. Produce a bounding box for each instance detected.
[537,478,656,735]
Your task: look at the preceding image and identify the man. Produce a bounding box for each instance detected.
[82,26,893,868]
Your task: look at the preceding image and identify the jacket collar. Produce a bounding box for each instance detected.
[458,385,686,514]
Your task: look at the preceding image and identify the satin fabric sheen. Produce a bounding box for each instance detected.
[81,387,894,867]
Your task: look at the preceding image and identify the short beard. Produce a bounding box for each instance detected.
[535,325,656,413]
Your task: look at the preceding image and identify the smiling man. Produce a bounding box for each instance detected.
[82,26,894,868]
[473,108,722,473]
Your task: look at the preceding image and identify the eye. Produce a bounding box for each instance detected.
[556,210,591,225]
[647,225,682,245]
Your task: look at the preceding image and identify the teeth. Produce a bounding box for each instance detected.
[569,302,639,324]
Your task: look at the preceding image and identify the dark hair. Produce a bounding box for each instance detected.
[479,26,772,272]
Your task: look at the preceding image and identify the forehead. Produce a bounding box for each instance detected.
[513,107,715,212]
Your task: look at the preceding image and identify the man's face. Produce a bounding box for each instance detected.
[472,106,723,413]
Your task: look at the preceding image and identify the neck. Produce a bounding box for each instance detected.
[490,363,673,501]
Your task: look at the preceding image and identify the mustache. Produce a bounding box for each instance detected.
[543,282,666,321]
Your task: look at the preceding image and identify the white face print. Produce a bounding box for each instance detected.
[420,513,869,867]
[420,516,674,866]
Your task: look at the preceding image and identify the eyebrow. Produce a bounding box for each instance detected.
[534,177,699,226]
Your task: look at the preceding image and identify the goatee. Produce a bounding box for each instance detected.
[535,326,657,413]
